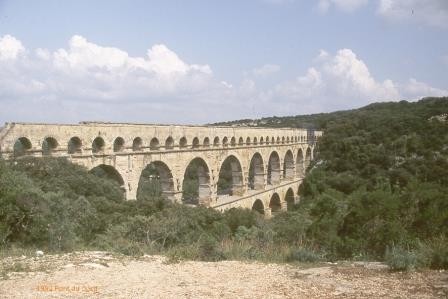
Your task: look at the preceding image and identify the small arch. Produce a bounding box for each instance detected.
[260,137,264,144]
[222,137,229,147]
[305,147,312,168]
[137,161,175,201]
[230,137,236,146]
[42,137,58,156]
[252,199,265,215]
[248,153,265,190]
[68,137,82,154]
[203,137,210,148]
[213,136,220,147]
[283,150,294,180]
[253,137,258,145]
[285,188,295,211]
[217,155,244,196]
[267,151,281,185]
[165,136,174,150]
[271,137,275,144]
[14,137,32,157]
[296,148,305,177]
[182,157,211,206]
[92,137,105,154]
[286,137,290,143]
[265,136,270,144]
[192,137,200,149]
[269,193,282,214]
[179,137,188,148]
[133,137,143,151]
[276,137,281,144]
[150,137,160,151]
[113,137,125,152]
[238,137,244,146]
[246,137,251,145]
[281,137,285,144]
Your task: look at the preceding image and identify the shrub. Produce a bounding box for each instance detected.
[385,246,418,271]
[286,247,322,263]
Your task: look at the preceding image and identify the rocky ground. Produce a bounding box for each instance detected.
[0,251,447,298]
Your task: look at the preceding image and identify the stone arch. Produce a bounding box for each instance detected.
[252,199,265,215]
[271,136,275,144]
[179,137,188,148]
[253,137,258,145]
[222,137,229,147]
[113,137,125,152]
[238,137,244,146]
[203,137,210,148]
[213,136,220,147]
[182,157,211,206]
[246,137,251,145]
[192,137,200,149]
[92,137,105,154]
[296,148,305,177]
[132,137,143,151]
[305,147,312,168]
[266,136,270,144]
[285,187,295,210]
[217,155,244,196]
[286,137,290,143]
[165,136,174,149]
[276,137,280,144]
[137,161,175,201]
[283,150,294,180]
[248,152,265,190]
[230,137,236,146]
[269,193,282,214]
[90,164,125,199]
[150,137,160,150]
[267,151,281,185]
[260,137,264,144]
[14,137,32,157]
[68,137,82,154]
[42,137,58,156]
[281,137,285,144]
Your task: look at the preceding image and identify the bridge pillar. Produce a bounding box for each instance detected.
[264,207,272,219]
[281,201,288,211]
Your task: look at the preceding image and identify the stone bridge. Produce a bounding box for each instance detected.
[0,122,322,217]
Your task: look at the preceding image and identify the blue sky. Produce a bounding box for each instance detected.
[0,0,447,124]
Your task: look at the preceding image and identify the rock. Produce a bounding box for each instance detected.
[35,250,44,257]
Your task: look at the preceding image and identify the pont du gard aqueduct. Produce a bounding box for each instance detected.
[0,122,322,217]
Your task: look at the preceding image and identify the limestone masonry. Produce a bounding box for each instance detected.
[0,122,322,217]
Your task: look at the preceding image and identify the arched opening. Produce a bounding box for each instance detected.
[248,153,265,190]
[266,136,270,144]
[296,148,304,177]
[203,137,210,148]
[276,137,280,144]
[269,193,282,214]
[252,199,265,215]
[238,137,244,146]
[230,137,236,146]
[283,150,294,180]
[286,137,290,143]
[192,137,200,149]
[113,137,125,152]
[92,137,105,154]
[267,151,281,185]
[14,137,32,157]
[68,137,82,154]
[245,137,251,145]
[260,137,264,144]
[217,155,244,196]
[222,137,228,147]
[137,161,175,201]
[165,136,174,149]
[305,147,312,168]
[213,137,220,147]
[281,137,285,144]
[133,137,143,151]
[179,137,188,148]
[150,138,160,150]
[285,188,295,211]
[271,137,275,144]
[253,137,258,145]
[182,157,211,206]
[90,164,125,199]
[42,137,58,156]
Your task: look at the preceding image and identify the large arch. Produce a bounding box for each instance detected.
[137,161,175,201]
[182,157,211,206]
[285,187,295,211]
[248,153,265,190]
[283,150,294,180]
[267,151,281,185]
[296,148,304,177]
[90,164,126,199]
[42,137,58,156]
[14,137,32,157]
[269,193,282,214]
[217,155,244,196]
[252,199,265,215]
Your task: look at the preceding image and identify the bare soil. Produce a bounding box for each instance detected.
[0,251,447,298]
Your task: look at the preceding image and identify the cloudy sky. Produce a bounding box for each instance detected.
[0,0,447,124]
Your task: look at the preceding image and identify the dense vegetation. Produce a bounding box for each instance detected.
[1,97,447,270]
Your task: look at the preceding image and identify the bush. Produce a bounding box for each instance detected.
[198,234,226,262]
[385,246,418,271]
[286,247,322,263]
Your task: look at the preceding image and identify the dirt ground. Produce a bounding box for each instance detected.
[0,251,447,299]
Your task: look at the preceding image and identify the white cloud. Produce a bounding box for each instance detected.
[251,64,280,77]
[318,0,368,13]
[378,0,448,28]
[0,35,25,60]
[402,78,448,99]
